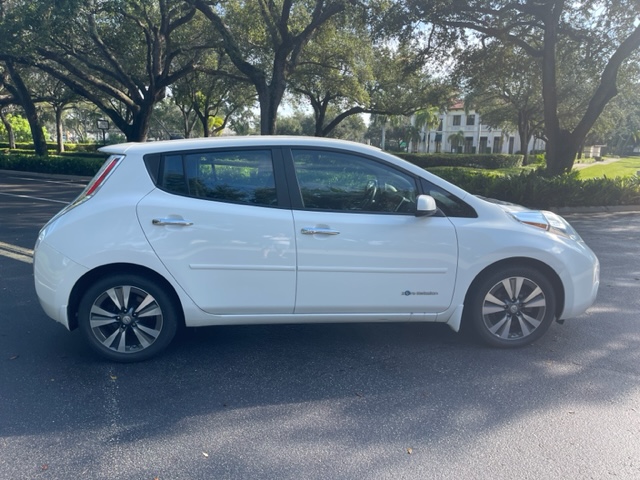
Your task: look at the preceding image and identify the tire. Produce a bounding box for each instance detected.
[77,274,179,362]
[466,266,557,348]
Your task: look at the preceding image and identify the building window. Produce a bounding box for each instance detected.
[466,114,475,126]
[493,136,503,153]
[464,137,474,154]
[479,137,488,154]
[452,115,461,126]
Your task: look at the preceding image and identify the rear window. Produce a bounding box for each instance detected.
[149,150,278,207]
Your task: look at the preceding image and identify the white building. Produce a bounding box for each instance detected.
[414,101,543,155]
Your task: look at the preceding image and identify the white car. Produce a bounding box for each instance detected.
[34,137,600,362]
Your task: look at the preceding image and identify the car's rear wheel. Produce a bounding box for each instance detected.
[467,266,557,347]
[78,274,179,362]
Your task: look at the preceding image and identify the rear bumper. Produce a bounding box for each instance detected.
[34,240,87,329]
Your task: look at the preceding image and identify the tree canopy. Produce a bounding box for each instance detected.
[405,0,640,173]
[0,0,637,176]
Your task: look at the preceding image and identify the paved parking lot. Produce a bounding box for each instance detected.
[1,169,640,479]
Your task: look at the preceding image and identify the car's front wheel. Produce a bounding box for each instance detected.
[467,266,557,347]
[78,274,179,362]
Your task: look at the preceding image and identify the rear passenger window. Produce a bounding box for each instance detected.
[159,150,277,206]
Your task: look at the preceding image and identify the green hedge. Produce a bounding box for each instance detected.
[0,152,105,176]
[430,168,640,209]
[397,152,524,169]
[0,142,100,153]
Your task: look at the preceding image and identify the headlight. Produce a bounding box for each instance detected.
[511,210,582,241]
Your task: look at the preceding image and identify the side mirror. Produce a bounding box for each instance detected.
[416,194,438,217]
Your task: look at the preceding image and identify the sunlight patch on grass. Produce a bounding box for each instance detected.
[577,157,640,179]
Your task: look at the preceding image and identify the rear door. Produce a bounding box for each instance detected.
[137,148,296,315]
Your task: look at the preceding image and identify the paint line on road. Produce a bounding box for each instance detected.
[0,241,33,264]
[11,175,86,186]
[0,191,69,204]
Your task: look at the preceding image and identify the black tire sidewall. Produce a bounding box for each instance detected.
[78,274,179,362]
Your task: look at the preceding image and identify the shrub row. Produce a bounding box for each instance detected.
[397,152,524,169]
[0,152,105,176]
[430,168,640,209]
[0,142,101,153]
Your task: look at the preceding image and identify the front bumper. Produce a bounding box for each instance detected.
[559,249,600,320]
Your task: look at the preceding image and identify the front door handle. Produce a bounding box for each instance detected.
[152,218,194,227]
[301,227,340,235]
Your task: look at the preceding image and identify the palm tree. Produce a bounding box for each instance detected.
[448,130,466,153]
[371,114,404,151]
[413,107,441,152]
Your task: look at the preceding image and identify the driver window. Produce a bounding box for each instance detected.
[292,149,417,214]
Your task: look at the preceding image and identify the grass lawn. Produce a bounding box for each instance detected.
[577,156,640,179]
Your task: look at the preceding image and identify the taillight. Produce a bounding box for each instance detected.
[66,155,123,210]
[83,155,122,198]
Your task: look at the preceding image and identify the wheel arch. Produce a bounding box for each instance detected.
[463,257,565,321]
[67,263,185,331]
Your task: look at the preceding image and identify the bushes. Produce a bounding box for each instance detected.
[0,151,105,176]
[0,142,100,152]
[397,152,524,169]
[431,168,640,209]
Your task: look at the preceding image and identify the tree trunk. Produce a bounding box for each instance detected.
[258,82,285,135]
[55,106,64,153]
[201,114,210,137]
[122,101,154,142]
[540,4,562,175]
[517,111,531,165]
[314,105,327,137]
[545,129,579,175]
[5,62,48,155]
[0,109,15,148]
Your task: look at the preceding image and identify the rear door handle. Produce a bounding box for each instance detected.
[152,218,194,227]
[301,227,340,235]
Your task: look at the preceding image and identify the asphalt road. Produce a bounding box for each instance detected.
[1,169,639,480]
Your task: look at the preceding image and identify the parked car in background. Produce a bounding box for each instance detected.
[34,137,600,362]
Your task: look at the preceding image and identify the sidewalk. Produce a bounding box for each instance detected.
[572,156,621,170]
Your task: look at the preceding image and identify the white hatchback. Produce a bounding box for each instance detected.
[34,137,599,362]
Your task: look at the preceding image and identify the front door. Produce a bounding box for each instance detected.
[289,149,458,315]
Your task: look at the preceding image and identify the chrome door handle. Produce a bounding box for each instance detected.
[301,227,340,235]
[152,218,194,227]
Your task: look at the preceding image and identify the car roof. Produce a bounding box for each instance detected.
[99,136,383,156]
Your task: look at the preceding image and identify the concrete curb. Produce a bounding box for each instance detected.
[550,205,640,215]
